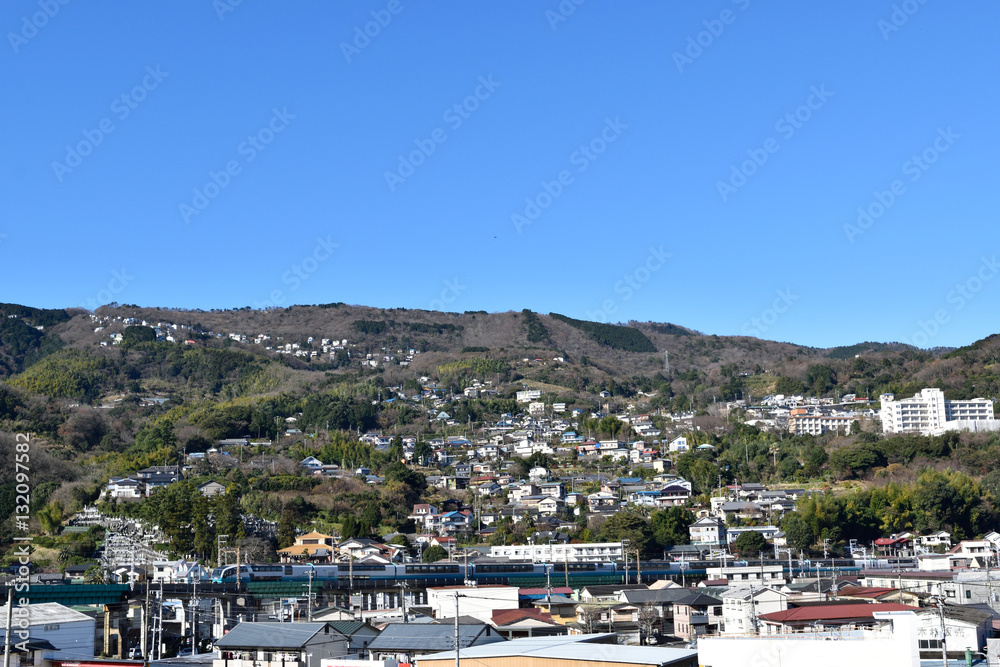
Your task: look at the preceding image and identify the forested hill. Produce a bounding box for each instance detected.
[0,302,997,410]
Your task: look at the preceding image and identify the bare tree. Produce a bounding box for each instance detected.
[638,603,661,644]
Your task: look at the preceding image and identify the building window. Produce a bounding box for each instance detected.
[919,639,942,649]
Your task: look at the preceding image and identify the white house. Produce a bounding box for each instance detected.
[427,586,519,623]
[722,586,788,635]
[689,517,727,546]
[667,436,689,453]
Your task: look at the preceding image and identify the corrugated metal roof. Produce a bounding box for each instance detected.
[760,603,917,623]
[417,633,697,666]
[325,620,376,636]
[368,623,504,652]
[215,622,345,649]
[0,602,93,625]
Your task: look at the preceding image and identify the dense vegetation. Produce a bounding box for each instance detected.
[550,313,656,353]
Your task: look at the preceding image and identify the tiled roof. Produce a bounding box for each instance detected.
[491,608,558,627]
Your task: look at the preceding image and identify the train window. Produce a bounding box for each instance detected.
[285,566,293,575]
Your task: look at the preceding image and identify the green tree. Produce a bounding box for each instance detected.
[732,530,768,557]
[122,325,157,346]
[782,513,814,552]
[598,510,652,556]
[191,494,214,560]
[37,501,64,536]
[422,545,448,562]
[650,507,694,549]
[360,503,382,535]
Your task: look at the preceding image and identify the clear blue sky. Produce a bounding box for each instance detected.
[2,1,998,349]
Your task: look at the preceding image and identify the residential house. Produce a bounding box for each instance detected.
[689,517,727,546]
[757,603,918,634]
[198,480,226,497]
[671,592,723,641]
[490,608,567,639]
[278,531,336,563]
[434,510,475,536]
[537,497,563,515]
[367,623,504,661]
[0,602,95,661]
[721,586,787,635]
[409,504,440,530]
[103,477,143,499]
[667,436,689,453]
[215,622,351,666]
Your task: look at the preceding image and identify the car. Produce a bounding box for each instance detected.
[128,647,143,660]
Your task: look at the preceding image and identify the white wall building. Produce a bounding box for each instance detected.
[489,542,623,563]
[722,586,788,636]
[426,586,519,623]
[0,603,95,661]
[699,611,920,667]
[880,388,997,435]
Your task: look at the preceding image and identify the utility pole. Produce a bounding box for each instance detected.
[399,581,408,623]
[454,593,461,667]
[153,580,164,661]
[307,567,314,622]
[142,578,150,658]
[564,548,569,589]
[191,577,199,656]
[934,596,949,667]
[546,563,552,613]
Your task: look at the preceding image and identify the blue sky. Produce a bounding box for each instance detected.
[2,1,998,349]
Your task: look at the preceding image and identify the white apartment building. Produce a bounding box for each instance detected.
[489,542,623,562]
[880,388,997,435]
[787,408,857,435]
[516,390,542,403]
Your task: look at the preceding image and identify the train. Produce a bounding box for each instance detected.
[210,558,868,587]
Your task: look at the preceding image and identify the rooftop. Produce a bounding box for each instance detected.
[418,633,697,666]
[215,622,345,649]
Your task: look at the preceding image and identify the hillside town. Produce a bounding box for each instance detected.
[5,379,997,667]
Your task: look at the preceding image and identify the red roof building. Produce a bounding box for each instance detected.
[759,603,918,632]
